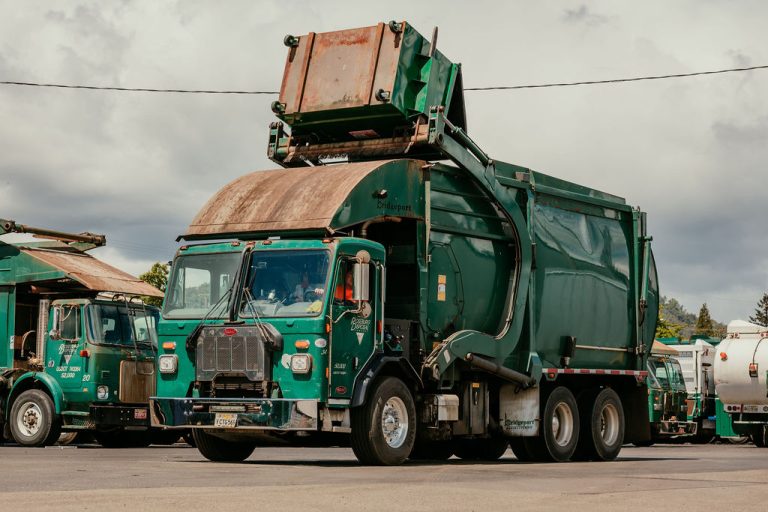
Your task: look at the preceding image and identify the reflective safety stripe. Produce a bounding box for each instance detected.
[542,368,647,377]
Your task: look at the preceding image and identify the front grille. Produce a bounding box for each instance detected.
[119,360,156,403]
[196,326,271,382]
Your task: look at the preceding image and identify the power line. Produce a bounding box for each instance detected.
[464,64,768,91]
[1,64,766,95]
[0,81,278,94]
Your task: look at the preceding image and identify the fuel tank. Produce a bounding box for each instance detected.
[714,320,768,407]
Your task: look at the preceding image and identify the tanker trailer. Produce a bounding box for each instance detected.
[150,21,658,465]
[714,320,768,446]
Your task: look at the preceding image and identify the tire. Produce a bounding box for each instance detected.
[57,432,79,445]
[94,430,152,448]
[193,429,256,462]
[523,386,579,462]
[10,389,61,447]
[452,437,509,461]
[509,438,535,461]
[573,388,624,461]
[182,431,196,447]
[350,377,416,465]
[750,428,768,448]
[409,439,453,461]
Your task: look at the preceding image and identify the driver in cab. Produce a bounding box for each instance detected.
[293,271,324,302]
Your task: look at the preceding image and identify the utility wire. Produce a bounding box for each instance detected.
[0,81,278,94]
[1,64,766,95]
[464,64,768,91]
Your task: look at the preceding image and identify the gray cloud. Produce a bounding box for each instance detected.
[1,0,767,324]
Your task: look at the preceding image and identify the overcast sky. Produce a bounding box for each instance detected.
[1,1,766,323]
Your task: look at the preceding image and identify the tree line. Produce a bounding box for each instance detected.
[656,293,768,340]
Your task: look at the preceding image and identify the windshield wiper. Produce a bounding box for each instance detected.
[185,247,251,351]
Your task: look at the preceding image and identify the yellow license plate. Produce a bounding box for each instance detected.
[214,412,238,428]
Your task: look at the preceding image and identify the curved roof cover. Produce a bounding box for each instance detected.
[185,159,424,239]
[21,248,163,297]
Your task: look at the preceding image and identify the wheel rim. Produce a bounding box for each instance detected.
[600,403,620,446]
[16,401,43,438]
[551,401,574,447]
[381,397,408,449]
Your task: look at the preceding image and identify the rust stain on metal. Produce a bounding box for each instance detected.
[21,249,163,297]
[186,160,403,237]
[279,24,399,114]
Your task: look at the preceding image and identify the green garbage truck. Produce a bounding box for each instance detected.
[0,219,165,446]
[151,21,658,465]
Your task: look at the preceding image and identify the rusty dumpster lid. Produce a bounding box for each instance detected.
[21,248,163,297]
[185,160,409,238]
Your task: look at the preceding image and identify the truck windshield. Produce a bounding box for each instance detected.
[647,358,669,389]
[240,249,331,318]
[668,359,687,392]
[164,252,241,319]
[86,304,159,347]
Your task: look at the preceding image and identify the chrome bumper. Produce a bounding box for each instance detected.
[150,397,318,431]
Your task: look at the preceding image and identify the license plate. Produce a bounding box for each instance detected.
[134,409,148,420]
[214,412,238,428]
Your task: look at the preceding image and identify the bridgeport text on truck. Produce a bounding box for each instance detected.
[0,219,169,447]
[151,21,659,465]
[715,320,768,447]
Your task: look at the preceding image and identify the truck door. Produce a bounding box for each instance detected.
[49,304,88,403]
[329,257,378,400]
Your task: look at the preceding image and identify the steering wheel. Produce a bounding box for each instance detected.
[304,289,320,302]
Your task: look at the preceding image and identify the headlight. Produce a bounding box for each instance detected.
[290,354,312,374]
[97,385,109,400]
[159,354,178,374]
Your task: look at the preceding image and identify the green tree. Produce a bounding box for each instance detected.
[139,262,168,307]
[749,293,768,327]
[655,312,682,340]
[694,303,715,337]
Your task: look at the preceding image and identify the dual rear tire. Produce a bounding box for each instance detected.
[512,386,624,462]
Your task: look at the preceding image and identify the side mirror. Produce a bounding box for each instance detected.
[49,306,61,340]
[352,262,370,302]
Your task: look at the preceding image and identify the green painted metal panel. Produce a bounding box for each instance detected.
[0,286,10,370]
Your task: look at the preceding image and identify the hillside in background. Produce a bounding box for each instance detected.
[658,296,726,340]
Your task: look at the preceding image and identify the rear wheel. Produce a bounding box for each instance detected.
[573,388,624,461]
[350,377,416,465]
[523,386,579,462]
[10,389,61,447]
[193,429,256,462]
[452,436,509,461]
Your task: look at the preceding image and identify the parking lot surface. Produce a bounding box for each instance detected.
[1,443,767,511]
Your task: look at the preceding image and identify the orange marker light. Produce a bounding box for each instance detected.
[325,321,331,334]
[79,349,90,358]
[325,367,330,378]
[720,352,728,361]
[294,340,310,350]
[162,341,177,350]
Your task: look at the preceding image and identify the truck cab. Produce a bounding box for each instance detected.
[0,219,164,446]
[156,238,386,434]
[645,353,695,442]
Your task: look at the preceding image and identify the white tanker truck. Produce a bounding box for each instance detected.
[714,320,768,447]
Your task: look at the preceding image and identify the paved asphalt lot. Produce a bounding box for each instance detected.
[1,442,767,511]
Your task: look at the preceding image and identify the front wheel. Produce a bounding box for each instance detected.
[193,429,256,462]
[351,377,416,465]
[9,389,61,447]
